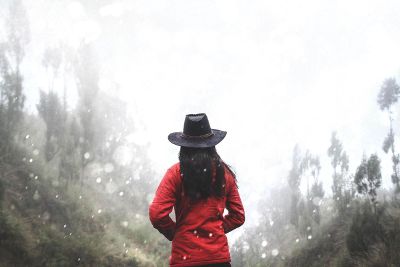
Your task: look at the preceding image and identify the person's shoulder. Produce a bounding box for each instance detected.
[161,162,181,187]
[167,162,180,172]
[164,162,180,179]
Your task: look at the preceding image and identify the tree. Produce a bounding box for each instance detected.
[0,0,30,158]
[42,46,62,92]
[299,152,324,231]
[36,90,65,161]
[377,78,400,193]
[73,44,100,183]
[288,145,302,227]
[308,155,324,225]
[310,180,324,224]
[377,78,400,110]
[300,152,321,198]
[354,154,382,214]
[327,132,353,216]
[42,43,75,114]
[59,115,82,185]
[39,44,77,185]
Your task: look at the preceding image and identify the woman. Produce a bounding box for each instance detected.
[149,113,245,267]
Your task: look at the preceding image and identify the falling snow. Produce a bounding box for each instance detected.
[33,190,40,200]
[261,253,266,258]
[271,249,279,257]
[113,146,132,166]
[104,163,114,173]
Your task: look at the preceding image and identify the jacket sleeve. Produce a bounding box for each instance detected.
[223,173,245,233]
[148,167,177,241]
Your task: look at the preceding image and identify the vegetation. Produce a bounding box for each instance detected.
[1,1,399,267]
[231,78,400,266]
[0,1,168,266]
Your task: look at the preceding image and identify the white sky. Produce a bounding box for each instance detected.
[13,0,400,226]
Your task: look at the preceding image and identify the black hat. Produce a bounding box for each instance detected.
[168,113,226,148]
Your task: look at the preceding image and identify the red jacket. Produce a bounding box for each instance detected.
[149,163,245,267]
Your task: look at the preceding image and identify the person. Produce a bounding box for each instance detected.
[149,113,245,267]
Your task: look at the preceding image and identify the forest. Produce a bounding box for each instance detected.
[1,0,400,266]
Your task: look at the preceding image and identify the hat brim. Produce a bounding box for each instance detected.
[168,129,227,148]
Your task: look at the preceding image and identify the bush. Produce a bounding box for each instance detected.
[0,210,34,265]
[346,202,384,257]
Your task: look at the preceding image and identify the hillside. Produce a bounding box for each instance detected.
[0,147,169,267]
[285,200,400,267]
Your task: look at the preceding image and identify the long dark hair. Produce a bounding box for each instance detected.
[179,146,236,200]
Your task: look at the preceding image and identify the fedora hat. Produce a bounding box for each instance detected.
[168,113,226,148]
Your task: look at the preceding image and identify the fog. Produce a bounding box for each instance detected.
[2,0,400,266]
[21,0,400,222]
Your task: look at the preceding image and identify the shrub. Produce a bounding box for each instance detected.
[346,202,384,257]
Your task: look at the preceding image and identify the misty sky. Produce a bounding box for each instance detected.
[7,0,400,226]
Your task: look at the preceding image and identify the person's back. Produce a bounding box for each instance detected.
[149,113,245,267]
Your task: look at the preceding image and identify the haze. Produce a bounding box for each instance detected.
[15,0,400,227]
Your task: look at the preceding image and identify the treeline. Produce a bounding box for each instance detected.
[231,80,400,266]
[0,1,168,266]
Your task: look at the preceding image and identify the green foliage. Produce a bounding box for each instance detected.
[302,152,324,226]
[328,132,354,216]
[288,145,302,190]
[310,181,324,224]
[288,145,302,227]
[354,154,382,207]
[74,44,100,170]
[383,129,394,154]
[377,78,400,111]
[37,90,65,161]
[378,78,400,193]
[288,148,325,230]
[0,156,145,266]
[0,210,35,266]
[0,0,30,158]
[346,201,400,266]
[327,132,348,172]
[286,199,400,267]
[0,9,157,263]
[232,186,300,267]
[346,202,382,257]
